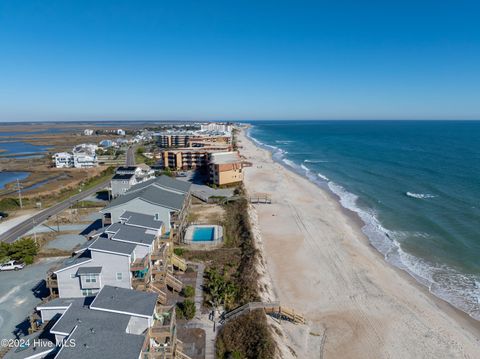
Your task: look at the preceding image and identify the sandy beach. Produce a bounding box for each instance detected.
[238,129,480,359]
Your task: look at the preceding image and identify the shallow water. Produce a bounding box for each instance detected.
[0,171,30,189]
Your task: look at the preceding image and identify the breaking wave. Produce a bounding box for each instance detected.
[406,192,437,199]
[246,126,480,321]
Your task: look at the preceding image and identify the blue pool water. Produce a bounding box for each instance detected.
[192,227,215,242]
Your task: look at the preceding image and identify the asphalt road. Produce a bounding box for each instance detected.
[126,146,136,166]
[0,179,111,243]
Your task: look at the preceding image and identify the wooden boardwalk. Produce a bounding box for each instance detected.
[248,192,272,204]
[221,301,305,324]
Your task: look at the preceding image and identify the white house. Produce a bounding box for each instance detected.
[117,129,126,136]
[53,152,74,168]
[72,143,98,168]
[84,129,94,136]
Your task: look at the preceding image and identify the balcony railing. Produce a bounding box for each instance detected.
[46,275,58,289]
[131,255,150,272]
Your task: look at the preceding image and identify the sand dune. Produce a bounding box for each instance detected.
[238,129,480,359]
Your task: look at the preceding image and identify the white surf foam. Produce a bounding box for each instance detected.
[317,173,329,181]
[247,126,480,320]
[406,192,437,199]
[329,182,480,320]
[304,159,329,163]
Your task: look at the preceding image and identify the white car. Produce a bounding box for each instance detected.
[0,260,25,271]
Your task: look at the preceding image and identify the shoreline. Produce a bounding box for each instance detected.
[244,125,480,324]
[238,127,480,358]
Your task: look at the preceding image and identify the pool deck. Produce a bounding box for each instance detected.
[184,224,223,245]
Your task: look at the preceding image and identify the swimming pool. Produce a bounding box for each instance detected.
[192,227,215,242]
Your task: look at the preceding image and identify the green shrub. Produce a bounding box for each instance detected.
[0,238,38,265]
[216,309,275,359]
[23,255,34,265]
[181,285,195,298]
[177,299,196,320]
[173,247,185,256]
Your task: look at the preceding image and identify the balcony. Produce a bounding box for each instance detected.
[150,307,175,339]
[151,243,168,261]
[131,255,150,272]
[132,269,151,290]
[141,345,174,359]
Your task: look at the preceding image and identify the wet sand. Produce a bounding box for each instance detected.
[238,128,480,359]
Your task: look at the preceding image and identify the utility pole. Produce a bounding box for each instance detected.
[32,219,37,245]
[16,178,23,209]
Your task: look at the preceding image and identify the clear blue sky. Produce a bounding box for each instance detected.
[1,0,479,121]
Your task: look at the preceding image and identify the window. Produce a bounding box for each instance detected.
[116,272,123,281]
[85,274,97,283]
[70,274,76,279]
[82,289,93,296]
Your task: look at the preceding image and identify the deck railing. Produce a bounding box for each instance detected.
[131,255,150,271]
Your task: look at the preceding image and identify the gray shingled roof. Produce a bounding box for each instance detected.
[129,175,191,194]
[120,211,164,230]
[3,330,55,359]
[89,237,135,255]
[109,223,156,245]
[51,301,132,338]
[153,175,192,193]
[77,266,102,275]
[103,184,186,211]
[55,324,145,359]
[37,297,79,310]
[90,285,158,317]
[55,254,92,273]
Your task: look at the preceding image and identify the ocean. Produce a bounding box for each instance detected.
[247,120,480,320]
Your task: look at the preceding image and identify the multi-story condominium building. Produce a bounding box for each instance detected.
[156,132,193,148]
[209,151,245,186]
[8,286,189,359]
[200,122,233,133]
[53,152,74,168]
[101,176,191,235]
[159,146,230,170]
[160,149,208,170]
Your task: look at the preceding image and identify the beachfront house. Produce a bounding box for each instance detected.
[7,286,188,359]
[101,176,191,234]
[46,213,170,298]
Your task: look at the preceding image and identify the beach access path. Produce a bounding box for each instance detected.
[238,129,480,359]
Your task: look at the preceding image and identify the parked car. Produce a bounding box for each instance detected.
[0,260,25,271]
